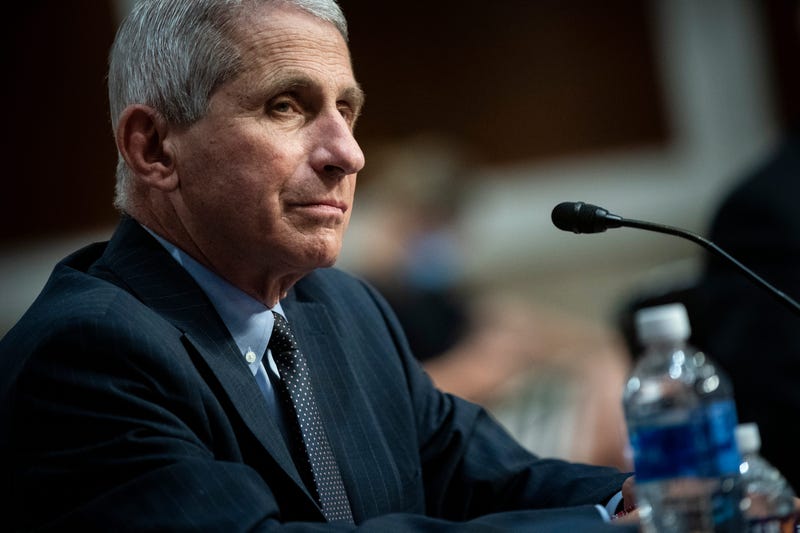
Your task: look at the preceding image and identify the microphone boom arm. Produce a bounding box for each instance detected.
[619,217,800,316]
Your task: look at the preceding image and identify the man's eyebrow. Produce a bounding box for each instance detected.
[266,72,314,94]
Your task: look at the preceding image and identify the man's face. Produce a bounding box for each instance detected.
[168,4,365,289]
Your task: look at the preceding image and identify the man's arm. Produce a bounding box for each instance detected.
[357,278,634,520]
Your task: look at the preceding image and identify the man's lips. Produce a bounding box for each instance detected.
[290,200,348,215]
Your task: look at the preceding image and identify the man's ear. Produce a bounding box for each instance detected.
[116,105,178,191]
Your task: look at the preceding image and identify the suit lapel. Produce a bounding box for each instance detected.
[96,218,316,504]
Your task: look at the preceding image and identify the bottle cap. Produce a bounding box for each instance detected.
[635,303,691,344]
[735,423,762,453]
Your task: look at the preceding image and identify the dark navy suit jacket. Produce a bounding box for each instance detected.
[0,217,634,531]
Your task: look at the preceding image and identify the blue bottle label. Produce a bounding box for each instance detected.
[704,399,741,475]
[629,400,740,481]
[630,409,710,481]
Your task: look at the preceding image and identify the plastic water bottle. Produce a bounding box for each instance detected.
[736,422,798,532]
[623,303,744,532]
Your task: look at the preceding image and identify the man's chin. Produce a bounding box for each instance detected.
[298,243,341,270]
[277,229,344,270]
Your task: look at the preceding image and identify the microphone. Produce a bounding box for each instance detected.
[551,201,623,233]
[551,201,800,316]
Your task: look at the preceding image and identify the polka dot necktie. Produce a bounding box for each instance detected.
[268,312,354,524]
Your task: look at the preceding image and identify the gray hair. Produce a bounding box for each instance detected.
[108,0,348,211]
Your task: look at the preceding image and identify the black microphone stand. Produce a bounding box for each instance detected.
[616,216,800,317]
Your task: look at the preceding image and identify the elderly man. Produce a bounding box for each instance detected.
[0,0,637,530]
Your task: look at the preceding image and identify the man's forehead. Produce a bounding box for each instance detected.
[232,2,345,53]
[232,10,354,76]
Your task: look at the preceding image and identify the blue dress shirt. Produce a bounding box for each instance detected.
[144,227,285,422]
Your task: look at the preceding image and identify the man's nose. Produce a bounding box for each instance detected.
[311,111,365,179]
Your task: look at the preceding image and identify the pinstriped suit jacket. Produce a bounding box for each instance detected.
[0,217,635,531]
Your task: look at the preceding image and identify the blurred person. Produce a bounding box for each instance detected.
[691,124,800,492]
[685,0,800,494]
[0,0,640,530]
[350,137,633,471]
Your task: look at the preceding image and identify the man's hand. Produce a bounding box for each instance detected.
[621,476,637,512]
[612,476,639,525]
[612,508,640,525]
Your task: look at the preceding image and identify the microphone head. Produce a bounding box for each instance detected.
[551,201,619,233]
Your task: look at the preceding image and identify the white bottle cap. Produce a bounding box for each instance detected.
[635,303,691,344]
[735,423,762,454]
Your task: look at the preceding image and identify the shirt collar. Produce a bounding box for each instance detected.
[143,225,283,375]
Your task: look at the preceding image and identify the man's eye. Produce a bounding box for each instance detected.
[270,101,294,114]
[338,105,357,126]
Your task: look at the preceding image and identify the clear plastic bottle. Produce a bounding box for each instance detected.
[736,422,798,532]
[623,303,744,532]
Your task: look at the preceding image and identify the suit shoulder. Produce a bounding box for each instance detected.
[0,256,164,361]
[0,259,175,409]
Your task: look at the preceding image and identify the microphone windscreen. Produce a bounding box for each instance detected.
[552,202,583,232]
[551,201,609,233]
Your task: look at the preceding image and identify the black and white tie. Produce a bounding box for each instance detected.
[268,312,354,524]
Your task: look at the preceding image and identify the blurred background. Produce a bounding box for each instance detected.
[3,0,798,467]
